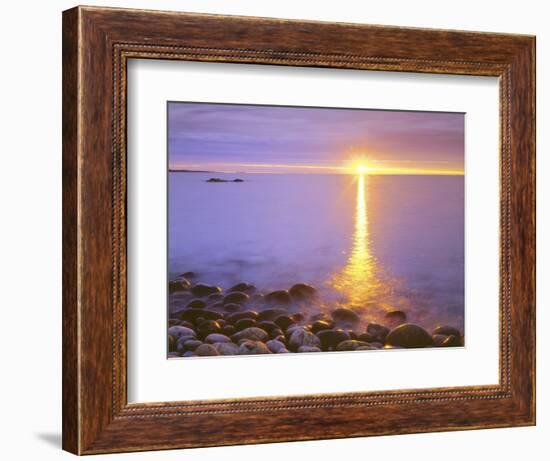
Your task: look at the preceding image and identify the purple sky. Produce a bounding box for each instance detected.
[168,102,464,174]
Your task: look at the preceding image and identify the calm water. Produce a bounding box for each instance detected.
[168,172,464,330]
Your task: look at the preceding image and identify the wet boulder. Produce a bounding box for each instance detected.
[190,283,222,297]
[274,315,294,331]
[238,340,272,355]
[196,320,222,339]
[195,344,219,356]
[167,325,196,341]
[311,320,333,334]
[385,323,433,348]
[265,290,292,305]
[257,308,288,321]
[442,335,462,347]
[335,340,370,351]
[226,311,259,324]
[231,327,269,343]
[204,333,232,344]
[213,342,240,355]
[331,307,360,325]
[223,291,250,305]
[297,346,322,353]
[288,328,321,352]
[266,339,288,353]
[169,278,191,293]
[186,298,207,309]
[289,283,318,301]
[432,325,462,337]
[366,323,390,342]
[234,318,257,331]
[317,329,351,351]
[384,310,407,327]
[229,282,257,294]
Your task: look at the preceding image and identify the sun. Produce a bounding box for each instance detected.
[356,164,368,175]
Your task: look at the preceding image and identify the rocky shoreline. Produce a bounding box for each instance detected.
[168,273,463,358]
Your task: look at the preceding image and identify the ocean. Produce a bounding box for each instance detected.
[168,172,464,331]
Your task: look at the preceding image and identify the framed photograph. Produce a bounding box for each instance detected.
[62,6,535,455]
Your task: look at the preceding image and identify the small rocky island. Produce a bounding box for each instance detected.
[206,177,244,183]
[168,274,463,358]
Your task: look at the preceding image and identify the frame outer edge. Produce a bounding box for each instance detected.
[62,6,536,454]
[62,6,81,455]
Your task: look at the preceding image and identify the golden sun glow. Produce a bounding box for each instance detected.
[356,164,369,175]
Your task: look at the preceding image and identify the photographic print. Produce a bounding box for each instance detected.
[167,102,465,358]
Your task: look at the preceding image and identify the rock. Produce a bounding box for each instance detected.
[331,307,361,326]
[179,320,195,329]
[266,339,288,353]
[168,325,196,341]
[223,303,243,313]
[168,352,181,358]
[180,308,223,322]
[222,325,236,336]
[257,308,289,321]
[168,334,176,351]
[335,340,370,351]
[291,312,305,323]
[257,321,279,334]
[442,335,462,347]
[270,328,285,339]
[317,329,351,351]
[233,178,244,183]
[358,332,376,343]
[226,311,259,324]
[285,324,302,336]
[309,313,330,322]
[356,344,378,351]
[288,328,321,351]
[274,315,294,331]
[265,290,292,305]
[186,298,207,309]
[169,278,191,293]
[168,318,180,327]
[208,301,224,311]
[298,346,322,353]
[195,344,219,356]
[180,339,202,352]
[289,283,318,301]
[432,325,462,337]
[232,327,269,343]
[196,320,221,339]
[190,283,222,297]
[204,333,232,344]
[182,351,196,357]
[180,271,197,279]
[385,323,433,348]
[207,293,223,302]
[235,318,257,331]
[223,291,250,305]
[366,323,390,341]
[213,342,240,355]
[311,320,333,334]
[238,340,272,355]
[229,282,257,294]
[385,310,407,326]
[432,334,448,346]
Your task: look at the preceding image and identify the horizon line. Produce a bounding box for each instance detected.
[169,168,465,176]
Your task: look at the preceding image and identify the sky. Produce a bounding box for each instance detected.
[168,102,464,175]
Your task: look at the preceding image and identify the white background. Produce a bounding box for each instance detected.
[128,60,499,402]
[0,0,546,460]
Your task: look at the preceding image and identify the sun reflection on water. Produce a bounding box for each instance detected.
[329,174,393,312]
